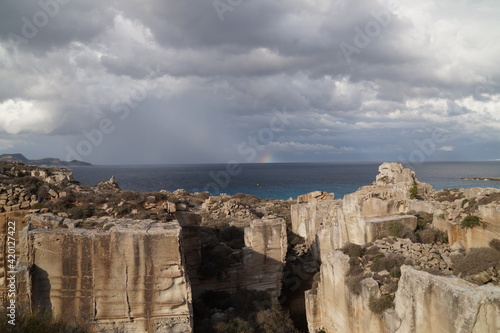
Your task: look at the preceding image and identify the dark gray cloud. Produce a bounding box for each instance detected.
[0,0,499,163]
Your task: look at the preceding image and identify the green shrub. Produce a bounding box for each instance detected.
[389,222,401,237]
[416,218,427,230]
[389,222,417,242]
[369,295,394,314]
[460,215,482,229]
[440,234,449,244]
[438,213,446,220]
[409,184,418,199]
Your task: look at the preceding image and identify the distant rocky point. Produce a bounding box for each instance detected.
[0,153,91,166]
[461,177,500,181]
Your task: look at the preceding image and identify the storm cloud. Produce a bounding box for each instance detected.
[0,0,499,164]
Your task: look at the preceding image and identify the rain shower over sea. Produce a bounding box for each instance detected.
[69,162,500,200]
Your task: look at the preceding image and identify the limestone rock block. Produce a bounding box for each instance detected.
[17,218,194,332]
[395,266,500,333]
[366,215,417,241]
[375,162,416,186]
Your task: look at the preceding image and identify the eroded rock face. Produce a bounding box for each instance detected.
[375,162,416,186]
[306,251,500,333]
[306,251,389,333]
[292,163,500,255]
[17,217,193,333]
[30,169,74,187]
[298,163,500,333]
[190,217,287,297]
[395,266,500,333]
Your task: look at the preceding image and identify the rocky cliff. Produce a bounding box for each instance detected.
[17,216,194,333]
[292,162,500,255]
[0,162,291,332]
[307,251,500,333]
[294,162,500,333]
[187,217,287,298]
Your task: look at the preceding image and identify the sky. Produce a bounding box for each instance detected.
[0,0,499,165]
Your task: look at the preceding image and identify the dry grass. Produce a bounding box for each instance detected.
[417,227,446,244]
[0,309,88,333]
[346,274,368,296]
[371,253,404,274]
[341,243,364,258]
[452,247,500,276]
[369,295,394,314]
[489,239,500,252]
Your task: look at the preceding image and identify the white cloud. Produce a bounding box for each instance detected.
[0,99,55,134]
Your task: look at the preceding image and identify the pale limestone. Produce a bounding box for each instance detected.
[17,219,193,333]
[192,217,287,297]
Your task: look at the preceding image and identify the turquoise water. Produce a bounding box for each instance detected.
[69,161,500,200]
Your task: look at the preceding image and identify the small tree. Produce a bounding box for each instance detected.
[256,299,299,333]
[460,215,482,229]
[409,184,418,199]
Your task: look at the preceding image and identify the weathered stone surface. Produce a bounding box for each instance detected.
[192,217,287,297]
[307,251,500,333]
[395,266,500,333]
[307,251,390,333]
[31,169,74,187]
[366,215,417,240]
[297,191,334,203]
[292,162,500,255]
[93,175,121,192]
[300,163,500,333]
[17,218,193,333]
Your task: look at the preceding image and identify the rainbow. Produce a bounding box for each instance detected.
[258,151,274,163]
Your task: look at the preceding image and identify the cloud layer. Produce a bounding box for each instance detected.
[0,0,499,164]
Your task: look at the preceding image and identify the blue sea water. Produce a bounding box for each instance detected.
[68,162,500,200]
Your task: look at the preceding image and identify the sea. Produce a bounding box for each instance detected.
[68,161,500,200]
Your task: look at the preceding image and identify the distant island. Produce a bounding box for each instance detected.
[0,153,91,166]
[461,177,500,181]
